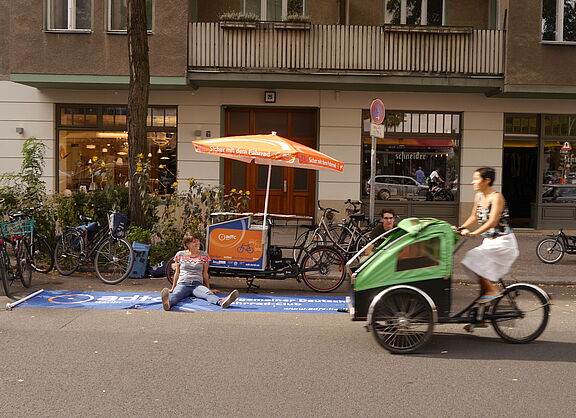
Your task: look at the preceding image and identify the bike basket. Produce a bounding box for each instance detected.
[0,219,35,237]
[109,212,128,238]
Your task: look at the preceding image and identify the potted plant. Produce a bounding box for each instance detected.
[219,12,259,29]
[275,14,311,30]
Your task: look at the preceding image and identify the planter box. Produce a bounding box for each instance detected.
[220,21,258,29]
[274,22,311,30]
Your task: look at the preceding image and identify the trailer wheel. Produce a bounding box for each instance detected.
[368,288,434,354]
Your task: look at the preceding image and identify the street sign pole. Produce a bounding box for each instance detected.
[369,99,385,223]
[370,134,376,222]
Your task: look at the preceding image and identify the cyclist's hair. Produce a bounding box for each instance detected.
[380,208,396,218]
[183,231,202,248]
[476,166,496,186]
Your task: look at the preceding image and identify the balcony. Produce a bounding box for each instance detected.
[188,22,505,85]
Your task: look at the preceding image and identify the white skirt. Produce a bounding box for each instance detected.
[461,233,519,282]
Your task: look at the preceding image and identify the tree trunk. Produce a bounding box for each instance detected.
[127,0,150,228]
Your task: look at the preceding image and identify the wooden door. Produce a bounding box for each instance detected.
[224,108,317,216]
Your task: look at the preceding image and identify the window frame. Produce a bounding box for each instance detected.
[541,0,576,44]
[106,0,154,34]
[45,0,93,33]
[243,0,307,21]
[384,0,445,26]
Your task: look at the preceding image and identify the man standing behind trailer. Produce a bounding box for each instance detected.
[364,208,396,255]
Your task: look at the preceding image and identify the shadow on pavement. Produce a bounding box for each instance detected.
[413,332,576,363]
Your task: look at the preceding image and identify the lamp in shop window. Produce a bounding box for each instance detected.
[116,157,123,165]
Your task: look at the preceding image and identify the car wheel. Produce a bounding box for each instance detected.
[377,189,390,200]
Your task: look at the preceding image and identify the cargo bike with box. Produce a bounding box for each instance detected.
[346,217,551,354]
[165,211,348,293]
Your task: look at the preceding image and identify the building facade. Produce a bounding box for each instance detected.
[1,0,576,228]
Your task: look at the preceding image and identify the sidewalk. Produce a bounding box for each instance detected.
[2,229,574,304]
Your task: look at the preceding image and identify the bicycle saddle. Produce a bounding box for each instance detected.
[299,224,318,230]
[350,213,366,220]
[9,212,28,221]
[79,215,94,222]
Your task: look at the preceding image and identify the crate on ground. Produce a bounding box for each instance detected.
[128,242,151,278]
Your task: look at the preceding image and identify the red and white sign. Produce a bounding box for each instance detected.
[562,141,572,150]
[370,99,386,125]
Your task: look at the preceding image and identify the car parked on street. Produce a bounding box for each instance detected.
[366,175,428,200]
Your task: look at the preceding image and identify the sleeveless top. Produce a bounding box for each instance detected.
[475,192,512,238]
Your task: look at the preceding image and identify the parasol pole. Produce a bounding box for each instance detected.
[262,160,272,227]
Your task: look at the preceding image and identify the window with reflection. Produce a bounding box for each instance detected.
[108,0,153,32]
[384,0,443,26]
[57,104,177,195]
[542,0,576,42]
[242,0,306,20]
[543,140,576,203]
[361,110,460,202]
[46,0,92,30]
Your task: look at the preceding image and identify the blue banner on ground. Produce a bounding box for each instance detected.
[17,290,346,313]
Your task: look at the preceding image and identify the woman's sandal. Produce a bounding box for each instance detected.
[464,323,489,333]
[475,294,502,304]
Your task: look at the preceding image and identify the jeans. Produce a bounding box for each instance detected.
[169,281,221,307]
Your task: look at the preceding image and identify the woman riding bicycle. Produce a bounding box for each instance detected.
[453,167,519,308]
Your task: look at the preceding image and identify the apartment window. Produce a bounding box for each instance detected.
[46,0,92,31]
[384,0,443,26]
[243,0,306,21]
[542,0,576,42]
[108,0,153,32]
[57,104,177,195]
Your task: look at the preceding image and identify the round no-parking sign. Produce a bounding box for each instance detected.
[370,99,386,124]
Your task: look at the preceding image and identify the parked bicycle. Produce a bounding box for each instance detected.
[54,211,134,284]
[0,198,54,275]
[293,201,372,260]
[0,218,34,297]
[536,228,576,264]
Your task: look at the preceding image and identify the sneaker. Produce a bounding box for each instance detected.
[219,289,239,309]
[161,288,171,311]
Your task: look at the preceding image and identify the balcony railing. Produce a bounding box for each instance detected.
[188,22,505,76]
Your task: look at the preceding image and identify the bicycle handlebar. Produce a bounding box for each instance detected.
[317,201,339,213]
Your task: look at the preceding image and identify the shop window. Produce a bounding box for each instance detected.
[243,0,306,21]
[108,0,153,32]
[543,115,576,137]
[396,238,440,271]
[57,104,177,195]
[46,0,92,31]
[384,0,443,26]
[542,140,576,203]
[504,115,538,136]
[361,110,460,202]
[542,0,576,42]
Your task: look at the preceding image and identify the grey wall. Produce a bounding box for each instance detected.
[8,0,188,77]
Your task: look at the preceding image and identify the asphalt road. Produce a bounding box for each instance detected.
[1,282,575,417]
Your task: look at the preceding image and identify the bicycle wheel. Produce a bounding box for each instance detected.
[300,246,347,292]
[292,229,326,260]
[0,248,15,297]
[491,284,550,344]
[368,288,434,354]
[165,256,176,285]
[31,234,54,273]
[352,231,371,254]
[535,238,564,264]
[54,230,82,276]
[94,237,134,285]
[16,240,33,288]
[327,225,354,256]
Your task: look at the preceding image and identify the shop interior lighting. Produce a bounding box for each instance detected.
[86,144,96,149]
[102,148,108,153]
